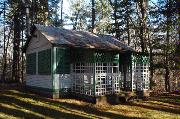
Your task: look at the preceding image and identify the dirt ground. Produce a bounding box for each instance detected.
[0,86,179,119]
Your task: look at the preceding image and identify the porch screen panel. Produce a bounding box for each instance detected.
[56,48,71,74]
[71,49,95,96]
[95,62,120,96]
[94,51,120,95]
[71,50,120,96]
[119,53,132,91]
[26,53,36,74]
[38,49,51,75]
[72,63,94,96]
[132,55,149,91]
[73,49,94,63]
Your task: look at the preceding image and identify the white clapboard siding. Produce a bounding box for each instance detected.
[26,29,52,90]
[26,75,52,89]
[26,30,52,54]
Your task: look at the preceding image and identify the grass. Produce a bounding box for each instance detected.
[0,87,179,119]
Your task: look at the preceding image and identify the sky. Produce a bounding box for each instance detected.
[63,0,71,15]
[62,0,72,29]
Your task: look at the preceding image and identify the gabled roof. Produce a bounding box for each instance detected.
[24,24,135,52]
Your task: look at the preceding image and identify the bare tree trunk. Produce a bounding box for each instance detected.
[165,67,170,92]
[92,0,95,32]
[137,0,148,53]
[100,0,104,33]
[1,2,6,83]
[149,47,153,90]
[60,0,63,27]
[114,0,120,39]
[125,0,131,45]
[73,9,80,30]
[2,26,13,83]
[164,0,171,92]
[12,12,21,82]
[31,0,37,24]
[108,0,120,39]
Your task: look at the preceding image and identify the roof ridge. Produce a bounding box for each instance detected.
[30,24,135,52]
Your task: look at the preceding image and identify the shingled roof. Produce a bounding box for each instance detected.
[25,24,135,52]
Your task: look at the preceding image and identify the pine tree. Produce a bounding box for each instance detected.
[95,0,111,34]
[48,0,62,27]
[68,0,91,30]
[149,0,178,91]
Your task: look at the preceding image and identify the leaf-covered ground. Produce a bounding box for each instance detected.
[0,88,179,119]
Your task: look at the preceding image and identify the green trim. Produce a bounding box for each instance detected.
[93,63,96,96]
[51,47,53,92]
[130,56,133,92]
[51,47,58,93]
[72,48,119,63]
[131,53,149,65]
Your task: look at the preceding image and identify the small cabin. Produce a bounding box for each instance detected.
[24,24,150,102]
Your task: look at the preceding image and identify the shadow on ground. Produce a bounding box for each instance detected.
[0,88,142,119]
[121,93,180,115]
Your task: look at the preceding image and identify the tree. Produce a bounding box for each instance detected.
[31,0,49,25]
[160,0,177,92]
[90,0,112,34]
[68,0,91,30]
[149,0,178,92]
[92,0,95,32]
[3,0,50,82]
[48,0,62,27]
[175,0,180,90]
[136,0,148,53]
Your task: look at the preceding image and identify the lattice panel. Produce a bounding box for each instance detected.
[95,63,120,96]
[71,62,120,96]
[95,74,120,96]
[126,66,132,90]
[73,63,93,73]
[132,63,149,91]
[95,63,119,73]
[71,63,94,96]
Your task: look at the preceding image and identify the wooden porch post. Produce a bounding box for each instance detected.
[93,63,96,97]
[51,47,59,99]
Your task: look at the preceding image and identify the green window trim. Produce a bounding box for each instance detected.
[72,49,119,63]
[94,51,119,63]
[131,54,149,65]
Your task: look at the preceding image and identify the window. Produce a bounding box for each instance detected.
[38,49,51,75]
[26,53,36,74]
[56,48,71,74]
